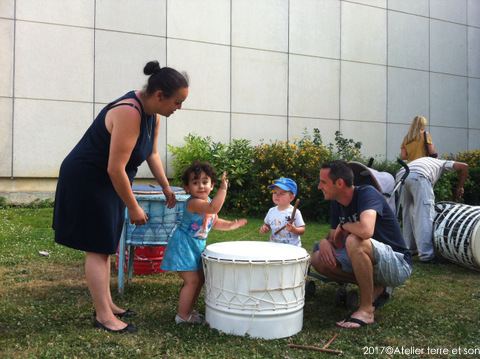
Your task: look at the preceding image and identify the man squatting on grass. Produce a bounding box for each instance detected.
[311,160,413,329]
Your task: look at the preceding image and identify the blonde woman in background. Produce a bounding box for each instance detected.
[400,115,436,162]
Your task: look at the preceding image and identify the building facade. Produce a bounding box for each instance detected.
[1,0,479,202]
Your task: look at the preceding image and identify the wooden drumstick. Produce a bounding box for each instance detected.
[274,199,300,235]
[288,333,342,355]
[288,344,342,355]
[323,333,338,349]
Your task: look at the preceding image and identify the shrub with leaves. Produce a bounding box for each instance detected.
[210,138,255,210]
[442,149,480,204]
[168,134,254,209]
[167,134,225,184]
[243,130,334,220]
[168,129,364,220]
[328,130,363,162]
[450,149,480,167]
[168,130,480,216]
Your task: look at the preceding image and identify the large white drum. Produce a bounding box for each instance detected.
[202,241,310,339]
[433,201,480,271]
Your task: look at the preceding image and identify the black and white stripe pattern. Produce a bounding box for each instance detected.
[433,201,480,271]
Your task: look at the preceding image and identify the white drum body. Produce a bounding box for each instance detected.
[433,202,480,271]
[202,241,310,339]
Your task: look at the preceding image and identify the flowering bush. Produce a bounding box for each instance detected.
[239,129,362,220]
[169,129,363,220]
[168,130,480,217]
[449,149,480,167]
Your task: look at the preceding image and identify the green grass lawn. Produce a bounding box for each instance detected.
[1,207,480,358]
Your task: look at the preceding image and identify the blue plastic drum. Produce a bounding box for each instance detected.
[117,185,189,294]
[124,186,189,246]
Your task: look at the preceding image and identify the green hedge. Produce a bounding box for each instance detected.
[168,130,479,220]
[168,130,362,220]
[440,150,480,205]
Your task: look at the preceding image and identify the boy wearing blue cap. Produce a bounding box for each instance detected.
[259,177,305,246]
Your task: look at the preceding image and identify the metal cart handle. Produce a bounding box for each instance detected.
[397,158,410,183]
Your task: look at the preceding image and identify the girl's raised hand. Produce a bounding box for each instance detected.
[220,172,228,191]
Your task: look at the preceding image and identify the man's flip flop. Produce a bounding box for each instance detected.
[373,286,392,311]
[336,317,377,329]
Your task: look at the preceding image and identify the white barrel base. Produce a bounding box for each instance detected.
[206,304,303,339]
[202,241,310,340]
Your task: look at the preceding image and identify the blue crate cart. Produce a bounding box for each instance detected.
[117,185,189,294]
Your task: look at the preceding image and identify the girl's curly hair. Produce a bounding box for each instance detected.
[181,161,217,187]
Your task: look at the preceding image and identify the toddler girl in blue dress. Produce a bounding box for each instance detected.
[161,161,247,323]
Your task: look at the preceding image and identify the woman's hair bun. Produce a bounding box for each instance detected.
[142,61,189,97]
[144,60,161,76]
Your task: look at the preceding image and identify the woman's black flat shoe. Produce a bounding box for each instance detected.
[94,319,137,333]
[115,309,137,318]
[93,309,137,318]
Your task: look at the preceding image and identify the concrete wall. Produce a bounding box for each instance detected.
[1,0,479,202]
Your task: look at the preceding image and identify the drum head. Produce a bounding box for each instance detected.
[202,241,309,262]
[472,222,480,266]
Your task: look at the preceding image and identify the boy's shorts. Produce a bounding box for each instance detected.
[335,238,412,288]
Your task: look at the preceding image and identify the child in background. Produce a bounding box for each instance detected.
[160,161,247,324]
[259,177,305,246]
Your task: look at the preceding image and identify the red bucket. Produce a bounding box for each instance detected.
[115,246,166,275]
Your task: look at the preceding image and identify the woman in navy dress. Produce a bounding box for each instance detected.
[53,60,188,333]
